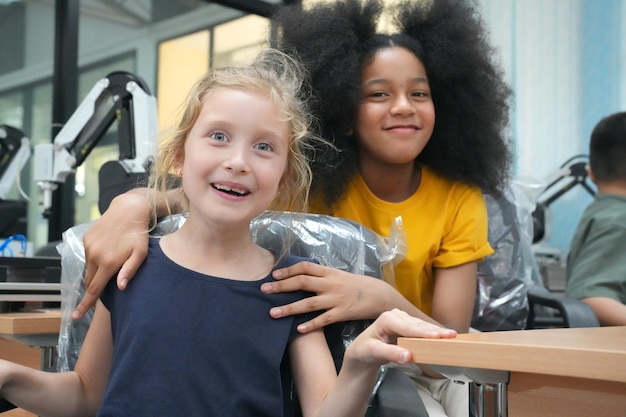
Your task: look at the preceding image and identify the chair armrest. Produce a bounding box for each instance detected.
[526,284,599,328]
[374,367,429,417]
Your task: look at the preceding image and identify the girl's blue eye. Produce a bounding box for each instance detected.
[256,142,273,152]
[210,131,227,142]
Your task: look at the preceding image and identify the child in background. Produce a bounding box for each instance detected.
[0,48,455,417]
[565,111,626,326]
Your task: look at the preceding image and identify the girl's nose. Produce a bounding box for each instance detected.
[223,148,250,174]
[390,95,415,117]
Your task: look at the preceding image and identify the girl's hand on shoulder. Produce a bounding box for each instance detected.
[74,192,151,320]
[261,261,395,333]
[345,309,457,367]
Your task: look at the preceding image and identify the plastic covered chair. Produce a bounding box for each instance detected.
[51,211,427,417]
[474,181,598,332]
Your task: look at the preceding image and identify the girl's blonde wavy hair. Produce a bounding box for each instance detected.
[147,48,322,226]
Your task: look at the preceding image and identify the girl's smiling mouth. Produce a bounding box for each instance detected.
[212,183,250,196]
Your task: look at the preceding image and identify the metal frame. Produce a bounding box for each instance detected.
[49,0,79,241]
[202,0,280,18]
[204,1,302,18]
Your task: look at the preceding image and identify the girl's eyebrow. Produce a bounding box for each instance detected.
[258,130,286,144]
[363,76,429,86]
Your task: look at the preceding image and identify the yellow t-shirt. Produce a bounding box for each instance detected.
[313,166,492,315]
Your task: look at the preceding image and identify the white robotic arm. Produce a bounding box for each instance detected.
[33,71,158,216]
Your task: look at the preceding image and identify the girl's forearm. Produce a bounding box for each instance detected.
[0,360,96,417]
[121,186,184,220]
[315,361,380,417]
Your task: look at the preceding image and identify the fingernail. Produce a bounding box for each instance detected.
[270,307,283,317]
[273,270,283,278]
[399,351,410,364]
[261,283,272,292]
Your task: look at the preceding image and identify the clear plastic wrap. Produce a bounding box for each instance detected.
[56,222,93,373]
[56,211,407,372]
[472,180,543,331]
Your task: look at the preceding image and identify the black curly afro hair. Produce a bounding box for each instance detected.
[271,0,513,208]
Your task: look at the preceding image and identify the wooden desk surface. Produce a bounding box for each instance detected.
[398,326,626,383]
[0,309,62,335]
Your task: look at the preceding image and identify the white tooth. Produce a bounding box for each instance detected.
[215,184,245,195]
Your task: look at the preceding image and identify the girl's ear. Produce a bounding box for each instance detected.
[277,175,286,195]
[174,147,186,176]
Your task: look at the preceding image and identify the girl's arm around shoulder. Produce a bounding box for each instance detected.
[0,301,113,417]
[76,186,182,319]
[291,309,456,417]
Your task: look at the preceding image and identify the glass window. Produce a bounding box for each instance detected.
[212,14,269,68]
[0,90,24,129]
[27,82,54,248]
[157,30,210,130]
[0,3,26,75]
[155,14,269,132]
[30,83,53,146]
